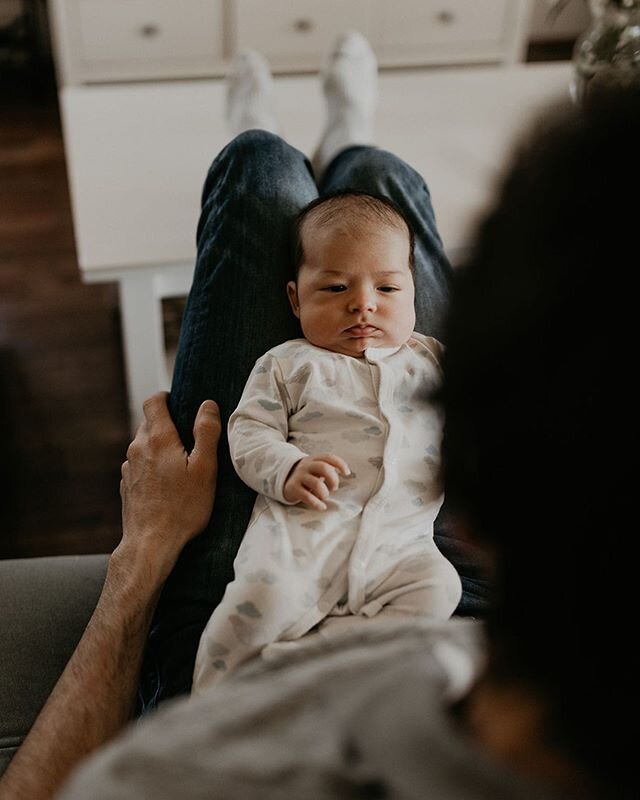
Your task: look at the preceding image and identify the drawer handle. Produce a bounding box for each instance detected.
[436,10,455,25]
[138,24,160,38]
[293,18,314,33]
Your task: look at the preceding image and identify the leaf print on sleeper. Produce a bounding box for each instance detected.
[423,444,440,475]
[301,520,324,532]
[286,506,307,516]
[229,614,260,645]
[207,641,230,658]
[296,411,323,423]
[292,435,334,453]
[258,399,283,411]
[236,601,262,619]
[403,479,430,497]
[375,541,409,557]
[342,430,371,444]
[343,426,382,444]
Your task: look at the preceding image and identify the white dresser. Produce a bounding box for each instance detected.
[48,0,580,432]
[57,62,572,429]
[49,0,535,85]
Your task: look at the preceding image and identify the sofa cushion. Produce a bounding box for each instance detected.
[0,554,108,776]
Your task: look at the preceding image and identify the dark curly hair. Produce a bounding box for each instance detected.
[438,86,639,798]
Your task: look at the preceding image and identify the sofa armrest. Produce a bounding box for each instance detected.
[0,554,108,776]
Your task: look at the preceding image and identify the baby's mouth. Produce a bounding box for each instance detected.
[345,324,379,337]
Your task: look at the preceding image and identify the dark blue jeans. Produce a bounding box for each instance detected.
[139,131,489,708]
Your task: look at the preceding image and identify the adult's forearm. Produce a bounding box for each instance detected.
[0,394,220,800]
[0,547,162,800]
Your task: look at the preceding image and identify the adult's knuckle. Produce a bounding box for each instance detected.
[147,429,166,451]
[142,394,158,413]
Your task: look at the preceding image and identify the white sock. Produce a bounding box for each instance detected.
[226,50,278,137]
[312,31,378,178]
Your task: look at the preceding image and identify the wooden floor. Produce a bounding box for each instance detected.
[1,70,130,559]
[0,42,573,561]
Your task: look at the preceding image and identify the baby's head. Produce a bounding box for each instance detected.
[287,191,416,358]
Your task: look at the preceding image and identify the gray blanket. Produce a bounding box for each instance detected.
[58,619,564,800]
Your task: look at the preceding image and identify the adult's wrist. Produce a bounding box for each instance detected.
[106,540,171,608]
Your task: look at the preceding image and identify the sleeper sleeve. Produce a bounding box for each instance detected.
[228,353,306,504]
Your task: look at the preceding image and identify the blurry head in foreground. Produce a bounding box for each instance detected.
[439,87,638,798]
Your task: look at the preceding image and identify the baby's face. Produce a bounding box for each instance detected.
[287,223,416,357]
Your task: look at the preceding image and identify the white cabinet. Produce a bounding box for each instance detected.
[50,0,534,86]
[232,0,377,72]
[375,0,529,68]
[50,0,225,84]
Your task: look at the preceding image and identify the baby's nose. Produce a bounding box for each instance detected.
[348,291,377,313]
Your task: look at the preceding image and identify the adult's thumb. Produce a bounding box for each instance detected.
[190,399,221,466]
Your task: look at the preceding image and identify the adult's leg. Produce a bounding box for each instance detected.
[320,147,491,615]
[139,130,317,707]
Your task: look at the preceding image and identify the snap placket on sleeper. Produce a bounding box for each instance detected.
[348,346,402,612]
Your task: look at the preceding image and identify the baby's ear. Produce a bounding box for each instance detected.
[287,281,301,318]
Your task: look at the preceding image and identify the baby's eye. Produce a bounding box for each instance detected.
[378,286,399,293]
[322,285,347,293]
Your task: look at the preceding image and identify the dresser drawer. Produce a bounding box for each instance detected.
[56,0,224,83]
[377,0,514,65]
[232,0,376,72]
[231,0,529,73]
[50,0,533,85]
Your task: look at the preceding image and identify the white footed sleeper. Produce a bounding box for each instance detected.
[192,334,461,692]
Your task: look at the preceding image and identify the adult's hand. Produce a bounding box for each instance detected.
[118,393,220,587]
[0,394,220,800]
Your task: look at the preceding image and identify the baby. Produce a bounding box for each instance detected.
[192,192,461,692]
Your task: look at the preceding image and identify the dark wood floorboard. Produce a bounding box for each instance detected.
[1,67,130,559]
[0,42,574,560]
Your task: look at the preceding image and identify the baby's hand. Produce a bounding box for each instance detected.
[283,453,351,511]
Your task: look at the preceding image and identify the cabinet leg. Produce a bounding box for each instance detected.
[118,273,169,434]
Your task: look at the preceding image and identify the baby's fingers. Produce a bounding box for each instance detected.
[297,487,328,512]
[315,453,351,478]
[310,461,342,492]
[303,475,331,502]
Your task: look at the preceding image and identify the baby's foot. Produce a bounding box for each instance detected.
[226,50,278,137]
[312,31,378,178]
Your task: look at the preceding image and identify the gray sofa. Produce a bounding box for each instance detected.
[0,555,109,776]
